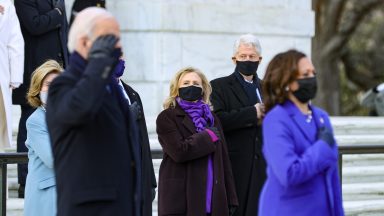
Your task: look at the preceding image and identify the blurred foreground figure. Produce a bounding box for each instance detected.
[259,49,344,216]
[46,7,136,216]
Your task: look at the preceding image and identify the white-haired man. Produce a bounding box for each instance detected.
[46,7,136,216]
[210,34,267,216]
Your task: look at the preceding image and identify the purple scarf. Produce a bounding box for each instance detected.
[177,97,215,213]
[177,97,214,131]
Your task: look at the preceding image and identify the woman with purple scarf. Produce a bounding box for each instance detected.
[156,67,238,216]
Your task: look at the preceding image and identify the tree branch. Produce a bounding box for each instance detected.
[320,0,384,58]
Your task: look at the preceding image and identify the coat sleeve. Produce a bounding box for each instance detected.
[7,4,24,84]
[136,92,157,189]
[210,80,258,132]
[47,58,114,126]
[14,0,63,36]
[156,110,216,163]
[26,116,54,168]
[262,112,338,187]
[215,117,239,207]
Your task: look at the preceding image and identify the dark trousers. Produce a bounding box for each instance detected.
[16,104,35,185]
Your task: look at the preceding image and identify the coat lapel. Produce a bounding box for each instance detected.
[228,73,249,106]
[285,101,313,143]
[122,81,137,104]
[175,104,197,134]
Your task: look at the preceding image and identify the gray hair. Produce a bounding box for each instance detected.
[67,7,114,53]
[233,34,262,56]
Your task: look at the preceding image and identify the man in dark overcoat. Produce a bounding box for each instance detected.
[13,0,69,198]
[46,8,135,216]
[210,33,267,216]
[113,59,157,216]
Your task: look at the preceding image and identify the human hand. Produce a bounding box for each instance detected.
[255,103,265,119]
[54,0,65,15]
[229,205,237,216]
[317,126,334,147]
[88,34,120,60]
[206,127,220,140]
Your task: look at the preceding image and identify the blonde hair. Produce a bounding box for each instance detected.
[163,67,212,109]
[27,60,63,108]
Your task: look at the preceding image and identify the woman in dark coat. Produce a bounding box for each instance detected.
[156,67,238,216]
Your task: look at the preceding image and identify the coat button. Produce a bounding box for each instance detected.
[58,53,62,58]
[254,154,259,160]
[215,180,218,184]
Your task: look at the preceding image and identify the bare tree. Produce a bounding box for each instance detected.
[312,0,384,115]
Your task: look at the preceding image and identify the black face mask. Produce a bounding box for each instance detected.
[292,77,317,103]
[179,86,203,101]
[236,61,259,76]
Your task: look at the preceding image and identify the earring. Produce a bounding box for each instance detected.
[285,86,289,92]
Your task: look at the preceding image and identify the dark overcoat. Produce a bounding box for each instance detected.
[122,82,157,216]
[210,72,267,216]
[46,55,134,216]
[13,0,69,105]
[156,104,238,216]
[69,0,106,26]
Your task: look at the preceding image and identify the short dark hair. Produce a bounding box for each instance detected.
[262,49,306,112]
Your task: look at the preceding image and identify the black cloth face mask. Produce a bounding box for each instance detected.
[236,61,259,76]
[179,86,203,101]
[292,77,317,103]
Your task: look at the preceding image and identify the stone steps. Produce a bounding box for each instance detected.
[5,111,384,215]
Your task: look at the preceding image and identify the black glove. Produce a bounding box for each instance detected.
[54,0,65,15]
[317,126,334,147]
[206,127,220,140]
[229,205,237,216]
[88,34,120,60]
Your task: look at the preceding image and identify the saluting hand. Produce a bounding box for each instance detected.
[88,34,120,60]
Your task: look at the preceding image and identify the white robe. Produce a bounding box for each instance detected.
[0,0,24,149]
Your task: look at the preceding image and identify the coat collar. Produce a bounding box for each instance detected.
[228,72,250,106]
[174,103,198,134]
[283,100,323,142]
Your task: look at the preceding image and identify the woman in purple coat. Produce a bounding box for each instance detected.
[259,50,344,216]
[156,67,238,216]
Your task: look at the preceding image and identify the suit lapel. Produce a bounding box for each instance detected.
[122,82,137,104]
[228,73,249,106]
[175,104,197,134]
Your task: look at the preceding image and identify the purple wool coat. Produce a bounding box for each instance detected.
[259,100,344,216]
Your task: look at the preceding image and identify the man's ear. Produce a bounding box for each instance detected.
[232,57,237,64]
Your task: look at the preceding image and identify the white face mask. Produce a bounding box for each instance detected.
[40,91,48,105]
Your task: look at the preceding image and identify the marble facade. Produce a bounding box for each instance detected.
[66,0,314,121]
